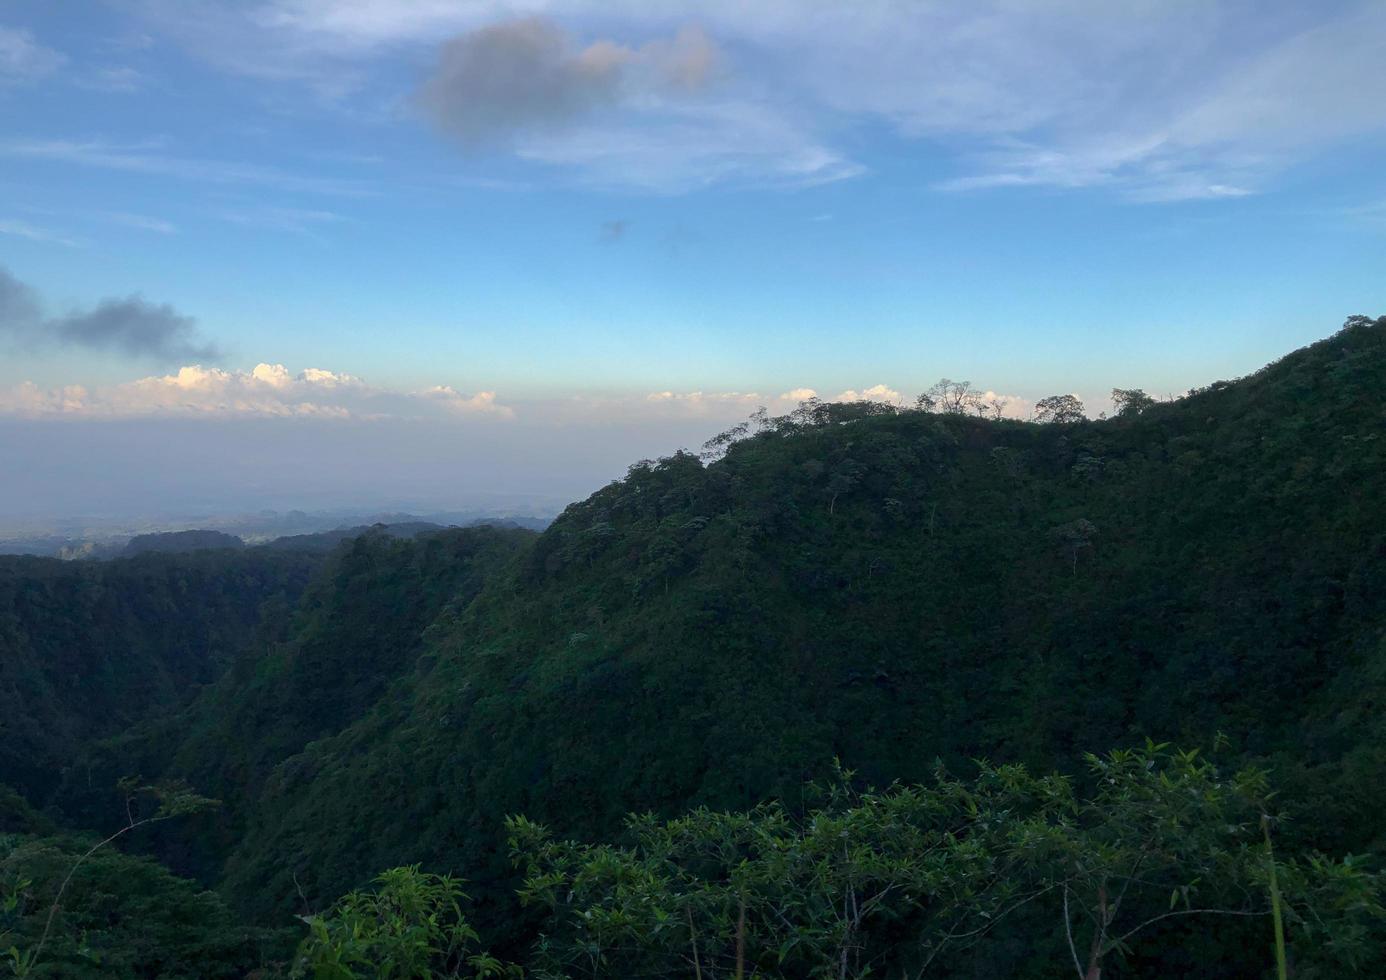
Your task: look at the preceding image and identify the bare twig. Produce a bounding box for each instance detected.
[1063,886,1084,980]
[735,894,747,980]
[31,814,158,970]
[293,871,313,919]
[687,904,703,980]
[1107,906,1265,951]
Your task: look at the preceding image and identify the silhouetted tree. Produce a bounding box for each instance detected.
[1111,388,1155,418]
[918,378,980,414]
[1034,394,1087,424]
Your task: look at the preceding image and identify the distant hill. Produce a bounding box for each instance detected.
[262,518,550,553]
[260,521,448,553]
[123,529,246,556]
[0,512,552,559]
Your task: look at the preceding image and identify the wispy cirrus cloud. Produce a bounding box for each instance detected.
[213,204,347,235]
[100,211,177,234]
[1335,198,1386,230]
[119,1,1386,200]
[511,97,863,193]
[0,219,85,248]
[880,2,1386,201]
[76,66,147,92]
[0,139,372,196]
[0,25,64,85]
[15,207,176,235]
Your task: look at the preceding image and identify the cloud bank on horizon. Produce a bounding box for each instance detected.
[0,362,511,420]
[2,358,980,424]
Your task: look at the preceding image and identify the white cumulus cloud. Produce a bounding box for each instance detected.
[0,362,512,420]
[832,383,902,404]
[417,384,513,417]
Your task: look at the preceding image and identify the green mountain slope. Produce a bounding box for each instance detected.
[0,548,321,804]
[59,525,536,884]
[145,317,1385,938]
[174,526,536,793]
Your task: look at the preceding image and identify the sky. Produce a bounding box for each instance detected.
[2,0,1384,523]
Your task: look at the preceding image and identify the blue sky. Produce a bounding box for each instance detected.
[2,1,1384,520]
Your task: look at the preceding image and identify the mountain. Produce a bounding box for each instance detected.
[123,529,246,556]
[260,518,552,553]
[59,317,1377,955]
[0,535,113,560]
[0,548,321,804]
[5,317,1383,975]
[259,520,449,553]
[57,524,538,883]
[0,511,553,560]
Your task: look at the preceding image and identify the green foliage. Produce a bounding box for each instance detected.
[1110,388,1155,418]
[508,743,1384,978]
[1033,393,1087,423]
[122,531,245,556]
[0,548,320,804]
[56,526,533,890]
[292,867,519,980]
[3,778,224,977]
[0,788,52,838]
[176,526,534,792]
[0,833,282,979]
[111,777,220,823]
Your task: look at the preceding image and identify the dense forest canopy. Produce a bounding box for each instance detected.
[2,316,1385,976]
[0,548,321,805]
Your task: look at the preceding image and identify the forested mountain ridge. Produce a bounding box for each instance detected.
[122,530,246,556]
[56,525,538,884]
[4,317,1384,976]
[173,524,536,795]
[0,548,321,805]
[101,317,1385,947]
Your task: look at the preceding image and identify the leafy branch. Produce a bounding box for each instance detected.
[11,778,217,977]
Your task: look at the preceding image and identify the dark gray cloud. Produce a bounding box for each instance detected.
[50,297,219,362]
[415,18,720,149]
[0,265,220,363]
[416,17,630,146]
[0,266,43,333]
[600,219,628,243]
